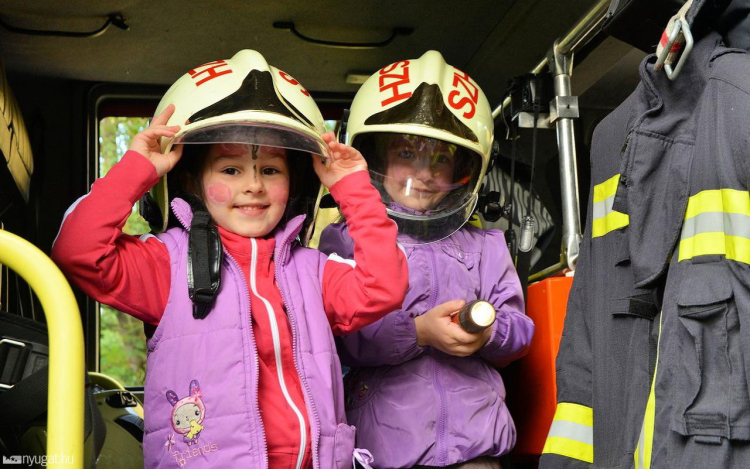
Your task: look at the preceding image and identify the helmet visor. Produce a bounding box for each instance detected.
[354,133,483,243]
[174,122,329,158]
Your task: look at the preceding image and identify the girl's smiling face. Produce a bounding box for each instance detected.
[201,143,290,237]
[383,135,456,211]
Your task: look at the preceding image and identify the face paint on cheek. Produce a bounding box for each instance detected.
[273,186,290,206]
[205,183,232,205]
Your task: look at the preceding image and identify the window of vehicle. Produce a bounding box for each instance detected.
[98,114,151,386]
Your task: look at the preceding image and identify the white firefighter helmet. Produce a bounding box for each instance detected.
[146,49,328,231]
[345,50,494,243]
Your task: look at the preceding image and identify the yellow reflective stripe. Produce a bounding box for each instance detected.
[542,403,594,463]
[684,189,750,220]
[552,402,593,427]
[591,174,629,238]
[679,232,750,264]
[593,174,621,203]
[592,211,630,238]
[635,313,663,469]
[543,436,594,464]
[679,189,750,264]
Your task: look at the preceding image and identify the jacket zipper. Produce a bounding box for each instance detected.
[225,252,269,469]
[175,206,271,468]
[428,245,448,465]
[275,236,322,469]
[176,206,312,468]
[250,238,308,469]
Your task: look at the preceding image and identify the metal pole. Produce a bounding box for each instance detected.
[556,0,612,55]
[491,0,610,274]
[548,43,582,270]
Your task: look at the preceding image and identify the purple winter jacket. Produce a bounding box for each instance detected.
[319,223,534,468]
[143,198,358,469]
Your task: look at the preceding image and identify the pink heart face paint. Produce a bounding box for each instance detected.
[205,183,232,204]
[200,143,290,237]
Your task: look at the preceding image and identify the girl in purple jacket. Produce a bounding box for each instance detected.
[319,51,534,469]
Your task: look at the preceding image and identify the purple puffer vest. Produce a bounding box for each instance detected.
[143,198,355,469]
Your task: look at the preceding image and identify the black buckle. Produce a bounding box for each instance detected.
[478,191,506,222]
[0,339,27,389]
[183,194,223,320]
[0,338,48,390]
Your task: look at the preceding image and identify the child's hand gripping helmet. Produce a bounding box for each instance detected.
[145,49,328,232]
[345,50,494,243]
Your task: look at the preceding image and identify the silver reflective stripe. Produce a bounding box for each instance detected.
[546,420,594,445]
[681,211,750,239]
[592,193,617,221]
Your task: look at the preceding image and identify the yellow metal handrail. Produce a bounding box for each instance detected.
[0,229,83,468]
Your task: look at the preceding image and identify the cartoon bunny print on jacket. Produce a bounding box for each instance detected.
[167,380,206,446]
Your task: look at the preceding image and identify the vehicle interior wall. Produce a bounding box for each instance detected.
[1,75,89,332]
[8,75,88,249]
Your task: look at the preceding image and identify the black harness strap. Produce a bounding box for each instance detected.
[181,194,223,319]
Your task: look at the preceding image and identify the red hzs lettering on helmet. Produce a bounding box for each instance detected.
[379,60,411,107]
[448,68,478,119]
[188,60,233,86]
[278,70,311,96]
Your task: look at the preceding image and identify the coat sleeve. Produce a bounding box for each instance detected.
[321,171,409,335]
[539,197,594,468]
[51,151,171,325]
[336,308,426,367]
[477,229,534,368]
[319,223,425,366]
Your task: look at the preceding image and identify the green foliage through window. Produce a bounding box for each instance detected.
[98,116,150,386]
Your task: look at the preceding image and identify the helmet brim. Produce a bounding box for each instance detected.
[153,118,328,232]
[174,122,329,157]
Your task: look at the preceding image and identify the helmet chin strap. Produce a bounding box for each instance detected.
[338,109,350,144]
[139,192,164,231]
[181,193,223,319]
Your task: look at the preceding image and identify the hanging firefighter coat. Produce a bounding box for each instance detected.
[538,32,732,469]
[647,36,750,469]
